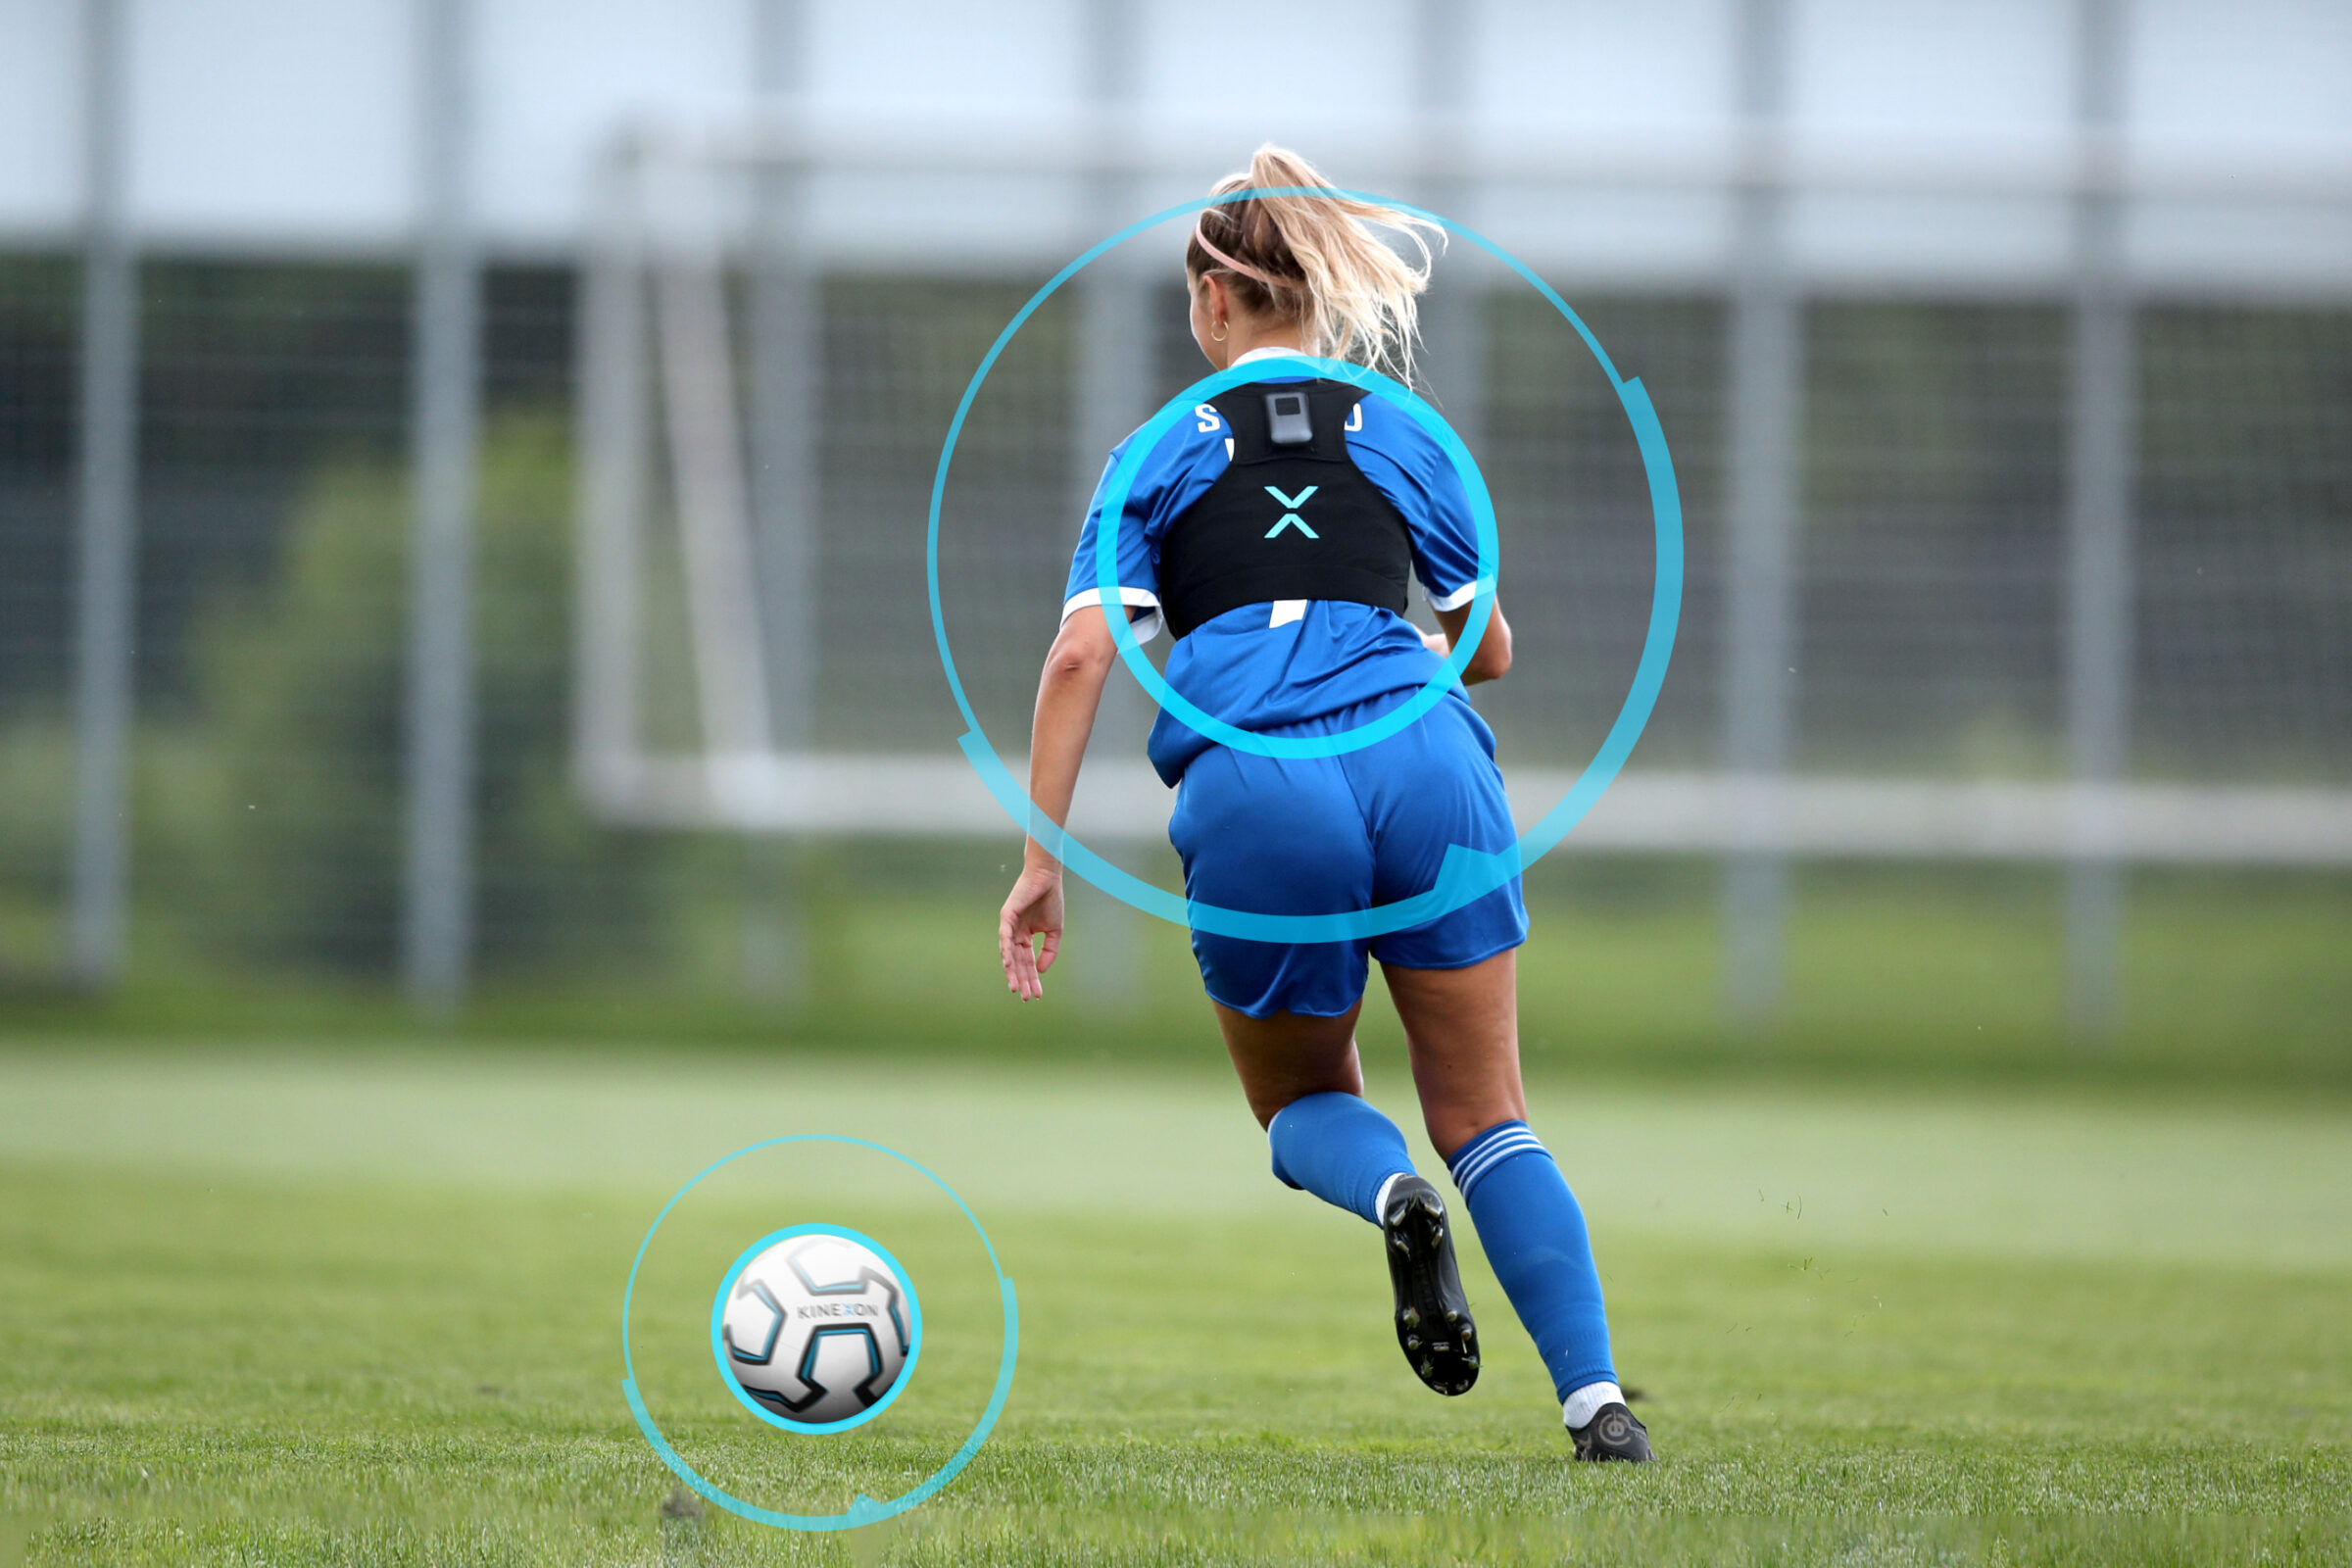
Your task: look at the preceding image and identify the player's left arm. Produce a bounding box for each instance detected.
[1349,402,1512,684]
[1427,600,1513,684]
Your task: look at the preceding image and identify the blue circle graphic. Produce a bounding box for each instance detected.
[710,1223,924,1435]
[621,1136,1017,1533]
[927,186,1683,944]
[1093,353,1496,759]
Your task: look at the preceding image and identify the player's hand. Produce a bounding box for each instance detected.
[998,864,1065,1002]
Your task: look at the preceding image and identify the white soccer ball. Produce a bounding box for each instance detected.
[718,1230,917,1427]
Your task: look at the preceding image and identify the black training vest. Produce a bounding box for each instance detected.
[1154,379,1414,640]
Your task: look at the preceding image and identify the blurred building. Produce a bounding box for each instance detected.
[0,0,2346,1034]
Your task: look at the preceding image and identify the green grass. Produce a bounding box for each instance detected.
[4,863,2350,1095]
[3,1047,2349,1565]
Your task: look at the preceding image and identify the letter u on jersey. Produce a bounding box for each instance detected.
[1263,485,1319,539]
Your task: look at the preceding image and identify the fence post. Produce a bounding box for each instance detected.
[2064,0,2135,1041]
[737,0,817,1001]
[1722,0,1800,1029]
[70,0,137,991]
[1413,0,1485,451]
[405,0,481,1013]
[1068,0,1154,1007]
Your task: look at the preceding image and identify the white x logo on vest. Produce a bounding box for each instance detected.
[1262,485,1319,539]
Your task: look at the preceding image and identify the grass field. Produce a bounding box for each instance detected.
[3,1044,2348,1565]
[9,866,2351,1092]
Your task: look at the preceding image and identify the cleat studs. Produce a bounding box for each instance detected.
[1399,1307,1420,1329]
[1405,1336,1422,1351]
[1445,1308,1461,1326]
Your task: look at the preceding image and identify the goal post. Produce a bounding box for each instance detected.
[573,108,2352,876]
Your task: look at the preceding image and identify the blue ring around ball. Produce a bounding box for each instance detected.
[709,1222,924,1435]
[927,186,1683,944]
[621,1135,1018,1533]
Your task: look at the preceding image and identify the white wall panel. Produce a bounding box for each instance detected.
[1790,0,2074,138]
[2133,0,2352,143]
[1132,0,1418,119]
[129,0,415,247]
[1474,183,1735,287]
[1788,192,2073,291]
[809,0,1082,112]
[2130,200,2352,297]
[1478,0,1737,134]
[0,0,84,239]
[475,0,755,248]
[0,0,2338,291]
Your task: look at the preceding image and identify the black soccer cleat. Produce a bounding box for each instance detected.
[1569,1401,1653,1463]
[1379,1175,1479,1396]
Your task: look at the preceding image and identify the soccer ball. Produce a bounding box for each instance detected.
[717,1230,917,1427]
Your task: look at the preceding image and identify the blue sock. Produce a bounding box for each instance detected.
[1446,1120,1616,1403]
[1266,1091,1417,1225]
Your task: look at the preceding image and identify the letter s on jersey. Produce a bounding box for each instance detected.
[1195,404,1223,433]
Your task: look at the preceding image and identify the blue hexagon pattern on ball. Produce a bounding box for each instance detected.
[719,1231,916,1428]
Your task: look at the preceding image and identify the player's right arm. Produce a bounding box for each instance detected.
[999,603,1119,1002]
[1001,424,1207,1000]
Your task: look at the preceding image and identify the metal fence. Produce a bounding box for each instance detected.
[3,249,2346,1021]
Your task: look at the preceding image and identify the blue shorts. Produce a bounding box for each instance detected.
[1166,689,1530,1018]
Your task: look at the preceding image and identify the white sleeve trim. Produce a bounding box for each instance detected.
[1061,586,1163,645]
[1426,577,1490,612]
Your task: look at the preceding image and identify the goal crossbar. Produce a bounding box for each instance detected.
[574,110,2352,871]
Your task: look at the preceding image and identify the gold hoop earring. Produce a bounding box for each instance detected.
[1210,321,1228,342]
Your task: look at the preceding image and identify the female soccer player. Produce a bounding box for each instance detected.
[996,146,1651,1463]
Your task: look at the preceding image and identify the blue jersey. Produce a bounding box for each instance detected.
[1060,368,1488,787]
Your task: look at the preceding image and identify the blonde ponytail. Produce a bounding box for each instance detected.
[1187,145,1441,386]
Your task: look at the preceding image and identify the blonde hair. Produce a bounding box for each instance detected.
[1186,145,1440,386]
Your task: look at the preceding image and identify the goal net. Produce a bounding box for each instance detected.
[574,115,2352,870]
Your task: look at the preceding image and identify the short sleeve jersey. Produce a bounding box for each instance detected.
[1060,361,1488,787]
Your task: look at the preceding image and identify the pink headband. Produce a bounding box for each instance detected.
[1192,216,1283,289]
